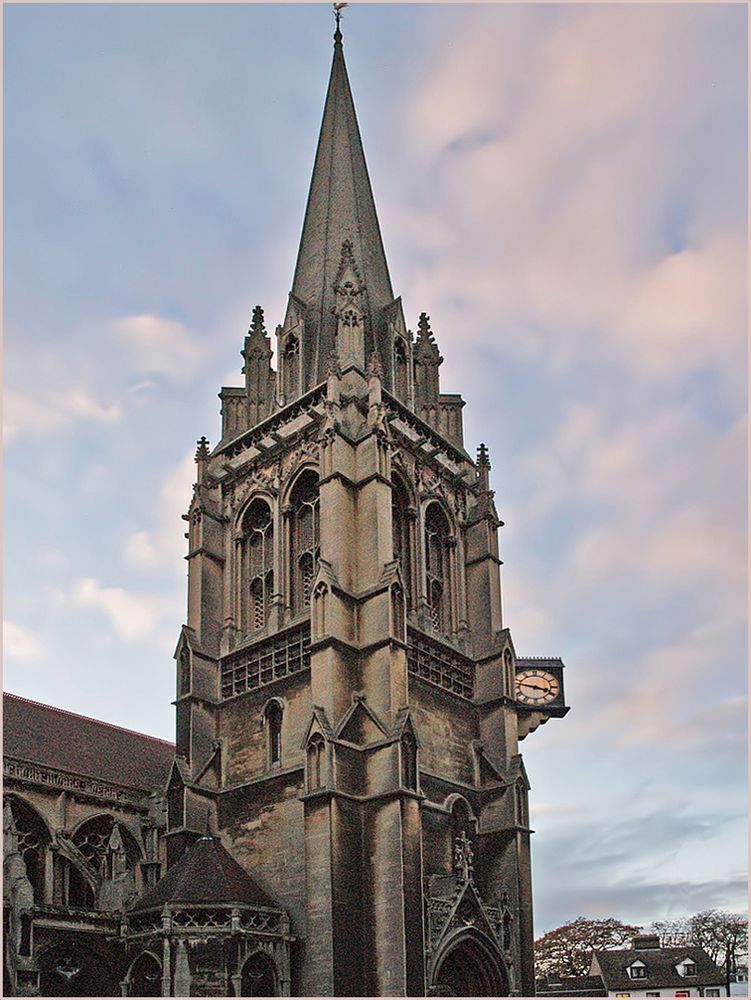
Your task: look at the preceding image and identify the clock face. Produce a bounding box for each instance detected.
[516,669,560,706]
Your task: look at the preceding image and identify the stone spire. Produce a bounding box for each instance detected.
[290,20,394,381]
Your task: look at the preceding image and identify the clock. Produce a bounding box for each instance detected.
[516,668,560,706]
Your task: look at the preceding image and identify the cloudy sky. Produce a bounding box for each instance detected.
[4,3,747,934]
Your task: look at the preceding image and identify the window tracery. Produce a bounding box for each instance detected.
[392,474,413,609]
[9,797,49,904]
[290,471,320,613]
[424,502,452,633]
[241,498,274,634]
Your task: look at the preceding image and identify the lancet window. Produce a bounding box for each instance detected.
[515,780,527,826]
[167,772,185,830]
[265,700,283,767]
[401,732,417,790]
[178,648,191,696]
[290,471,320,613]
[307,734,325,790]
[424,501,452,633]
[391,474,413,609]
[504,648,514,698]
[241,498,274,633]
[393,337,408,400]
[283,334,300,400]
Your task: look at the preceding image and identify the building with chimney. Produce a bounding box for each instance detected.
[4,20,569,998]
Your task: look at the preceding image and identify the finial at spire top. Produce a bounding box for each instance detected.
[249,304,266,338]
[333,3,348,44]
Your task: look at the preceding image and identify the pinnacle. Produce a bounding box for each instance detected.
[195,436,210,463]
[249,305,266,338]
[417,312,438,346]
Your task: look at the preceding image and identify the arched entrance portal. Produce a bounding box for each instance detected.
[432,931,508,997]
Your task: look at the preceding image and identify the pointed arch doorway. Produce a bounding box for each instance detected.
[430,929,509,997]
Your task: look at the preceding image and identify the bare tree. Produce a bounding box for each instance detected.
[688,910,748,987]
[535,917,641,978]
[651,917,690,947]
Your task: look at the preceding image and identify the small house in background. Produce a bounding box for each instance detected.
[728,964,747,997]
[590,933,727,998]
[536,935,730,999]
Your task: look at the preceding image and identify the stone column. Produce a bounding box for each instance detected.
[173,938,191,998]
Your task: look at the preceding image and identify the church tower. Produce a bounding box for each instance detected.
[167,20,569,998]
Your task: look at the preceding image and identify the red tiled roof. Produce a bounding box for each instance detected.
[3,692,174,793]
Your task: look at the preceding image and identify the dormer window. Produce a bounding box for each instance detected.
[627,961,647,980]
[676,959,696,977]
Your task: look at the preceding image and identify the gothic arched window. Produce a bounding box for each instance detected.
[391,584,405,641]
[391,474,413,609]
[515,780,527,827]
[178,648,190,696]
[265,700,283,767]
[393,337,408,400]
[241,952,278,998]
[283,334,300,399]
[307,734,325,790]
[401,732,417,790]
[504,649,514,698]
[9,797,50,904]
[424,502,452,633]
[167,771,185,831]
[128,953,162,998]
[290,471,320,613]
[450,797,474,843]
[242,498,274,633]
[72,816,140,879]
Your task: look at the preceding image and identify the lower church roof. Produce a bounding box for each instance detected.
[3,691,174,793]
[130,835,280,912]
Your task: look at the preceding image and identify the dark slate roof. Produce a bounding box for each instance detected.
[291,25,394,379]
[593,946,726,991]
[536,974,606,996]
[130,836,279,911]
[3,692,174,793]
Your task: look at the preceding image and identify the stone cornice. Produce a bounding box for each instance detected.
[4,756,153,808]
